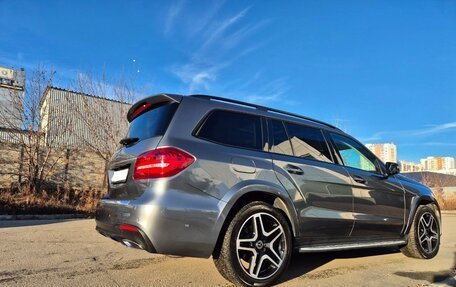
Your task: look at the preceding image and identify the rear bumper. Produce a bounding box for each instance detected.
[95,220,156,253]
[95,183,229,258]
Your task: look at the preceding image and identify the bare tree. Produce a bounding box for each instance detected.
[0,66,69,194]
[420,172,447,209]
[68,71,137,161]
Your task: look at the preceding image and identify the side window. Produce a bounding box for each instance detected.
[271,120,293,156]
[330,133,379,172]
[284,122,333,163]
[197,110,262,150]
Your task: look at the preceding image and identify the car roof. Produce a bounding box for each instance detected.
[131,93,345,134]
[186,94,343,133]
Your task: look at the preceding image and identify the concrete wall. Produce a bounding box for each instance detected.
[0,143,21,188]
[443,187,456,199]
[0,142,107,190]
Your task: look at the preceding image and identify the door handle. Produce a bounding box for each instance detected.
[285,164,304,175]
[352,175,367,184]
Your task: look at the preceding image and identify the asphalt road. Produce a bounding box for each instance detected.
[1,214,455,287]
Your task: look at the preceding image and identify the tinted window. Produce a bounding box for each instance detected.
[197,110,262,150]
[284,122,332,163]
[271,120,293,156]
[127,103,178,141]
[330,133,379,172]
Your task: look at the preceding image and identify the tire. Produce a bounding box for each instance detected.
[213,201,292,287]
[401,204,440,259]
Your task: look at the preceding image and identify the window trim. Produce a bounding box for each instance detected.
[192,108,265,152]
[261,117,269,152]
[323,130,345,165]
[320,130,336,164]
[269,119,294,156]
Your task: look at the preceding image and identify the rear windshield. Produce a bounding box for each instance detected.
[126,103,178,140]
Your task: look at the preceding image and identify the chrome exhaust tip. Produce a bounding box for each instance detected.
[121,239,143,249]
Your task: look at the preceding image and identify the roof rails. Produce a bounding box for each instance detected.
[190,94,340,130]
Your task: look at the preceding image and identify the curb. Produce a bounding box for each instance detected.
[0,214,92,220]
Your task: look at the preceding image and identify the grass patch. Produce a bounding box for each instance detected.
[0,187,104,215]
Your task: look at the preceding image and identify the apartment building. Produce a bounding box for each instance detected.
[399,160,422,172]
[420,156,455,171]
[365,143,397,163]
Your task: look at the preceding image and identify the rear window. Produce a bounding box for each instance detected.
[196,110,262,150]
[126,103,178,140]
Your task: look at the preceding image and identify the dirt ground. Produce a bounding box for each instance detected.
[0,214,455,287]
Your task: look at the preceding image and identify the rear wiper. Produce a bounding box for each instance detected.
[119,137,139,146]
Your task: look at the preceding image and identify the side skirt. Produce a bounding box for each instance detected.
[298,239,407,253]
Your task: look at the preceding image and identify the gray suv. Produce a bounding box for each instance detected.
[96,94,441,286]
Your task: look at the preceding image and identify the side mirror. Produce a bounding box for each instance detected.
[385,162,400,176]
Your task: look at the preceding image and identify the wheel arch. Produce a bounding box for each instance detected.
[404,195,441,235]
[212,185,299,257]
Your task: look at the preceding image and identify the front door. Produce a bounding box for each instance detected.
[329,133,405,240]
[268,119,354,245]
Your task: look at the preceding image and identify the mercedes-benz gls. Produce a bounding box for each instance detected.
[96,94,441,286]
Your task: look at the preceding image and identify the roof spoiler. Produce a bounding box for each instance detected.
[127,94,182,122]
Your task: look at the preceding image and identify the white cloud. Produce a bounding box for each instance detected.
[423,142,456,147]
[223,77,290,105]
[187,1,225,35]
[171,63,222,93]
[220,19,270,51]
[165,3,286,104]
[164,0,185,36]
[189,71,214,92]
[414,122,456,136]
[360,122,456,142]
[198,5,251,52]
[168,5,261,93]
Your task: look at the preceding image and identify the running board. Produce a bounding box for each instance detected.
[298,239,406,253]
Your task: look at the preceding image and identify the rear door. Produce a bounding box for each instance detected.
[268,119,354,245]
[328,133,405,239]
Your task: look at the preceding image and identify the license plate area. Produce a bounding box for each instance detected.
[109,168,129,184]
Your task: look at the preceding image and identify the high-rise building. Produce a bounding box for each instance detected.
[365,143,397,163]
[0,66,25,129]
[420,156,455,172]
[399,161,422,172]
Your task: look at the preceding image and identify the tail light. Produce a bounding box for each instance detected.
[119,224,139,233]
[133,147,195,180]
[130,102,152,120]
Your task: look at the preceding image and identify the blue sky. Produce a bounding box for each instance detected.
[0,0,455,162]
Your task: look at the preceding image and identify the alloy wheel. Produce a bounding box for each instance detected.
[236,212,287,280]
[417,212,439,254]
